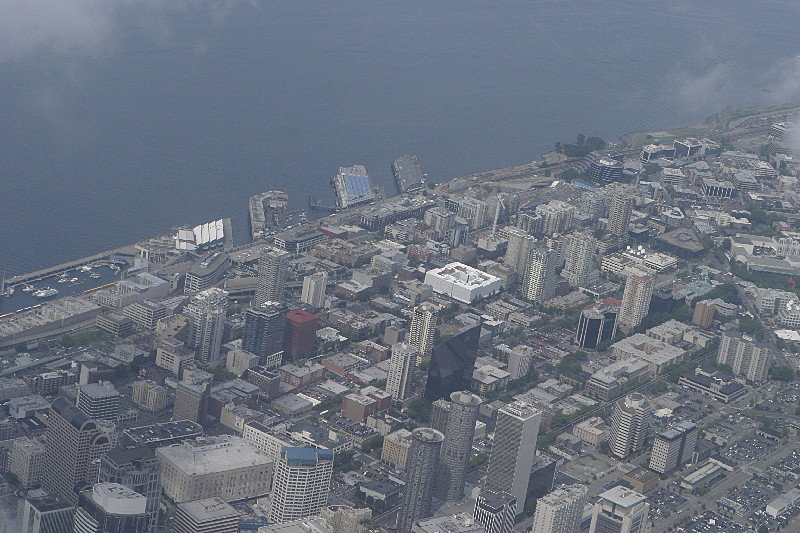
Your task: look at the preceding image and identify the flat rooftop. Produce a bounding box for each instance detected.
[158,436,272,475]
[600,486,647,508]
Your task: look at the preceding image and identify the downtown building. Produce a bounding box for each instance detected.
[473,491,516,533]
[531,484,587,533]
[436,391,482,501]
[575,303,619,349]
[618,275,654,330]
[589,486,650,533]
[396,428,445,533]
[98,446,162,532]
[607,194,634,237]
[269,447,334,523]
[609,393,651,460]
[408,303,438,357]
[255,246,290,306]
[73,483,149,533]
[424,324,481,402]
[242,302,287,363]
[562,230,599,288]
[301,271,328,309]
[521,246,558,303]
[649,420,698,474]
[184,288,229,365]
[386,342,418,402]
[717,331,772,383]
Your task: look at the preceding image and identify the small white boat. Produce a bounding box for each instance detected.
[33,287,59,298]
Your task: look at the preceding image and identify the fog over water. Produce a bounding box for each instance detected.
[1,0,798,274]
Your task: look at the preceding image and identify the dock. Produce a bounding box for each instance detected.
[8,244,137,287]
[392,154,426,193]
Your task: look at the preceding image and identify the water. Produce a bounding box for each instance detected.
[0,0,798,276]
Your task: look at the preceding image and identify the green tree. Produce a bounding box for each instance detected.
[770,366,796,382]
[14,342,27,353]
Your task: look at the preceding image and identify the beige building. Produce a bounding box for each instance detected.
[156,435,273,503]
[381,429,413,470]
[242,422,298,461]
[156,337,193,377]
[131,380,168,412]
[10,437,46,489]
[320,506,372,533]
[226,348,260,377]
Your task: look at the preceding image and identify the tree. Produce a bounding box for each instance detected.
[599,441,610,454]
[652,381,668,394]
[14,342,27,353]
[770,366,796,382]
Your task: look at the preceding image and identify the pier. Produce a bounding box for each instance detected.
[8,244,137,287]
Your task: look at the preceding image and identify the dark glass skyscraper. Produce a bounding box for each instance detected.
[575,303,618,349]
[424,324,481,401]
[242,303,287,363]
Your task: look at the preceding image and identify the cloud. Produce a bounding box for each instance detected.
[671,62,735,115]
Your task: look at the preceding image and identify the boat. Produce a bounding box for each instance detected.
[5,286,13,297]
[89,273,102,279]
[22,285,36,293]
[33,288,59,298]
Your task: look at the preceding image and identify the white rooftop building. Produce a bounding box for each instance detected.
[424,262,502,303]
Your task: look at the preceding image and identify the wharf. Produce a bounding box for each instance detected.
[392,154,426,193]
[8,244,137,287]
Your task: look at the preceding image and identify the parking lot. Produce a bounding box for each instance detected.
[648,488,687,520]
[675,511,751,533]
[721,434,776,464]
[717,480,773,518]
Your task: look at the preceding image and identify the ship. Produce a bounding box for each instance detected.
[33,287,59,298]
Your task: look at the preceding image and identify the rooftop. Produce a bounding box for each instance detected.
[157,436,272,475]
[599,486,647,508]
[178,497,239,522]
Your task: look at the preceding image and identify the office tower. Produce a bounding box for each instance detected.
[485,401,542,515]
[243,302,287,364]
[269,447,334,523]
[284,309,319,360]
[525,456,557,516]
[10,436,46,488]
[255,246,290,306]
[589,486,650,533]
[184,288,229,364]
[301,271,328,308]
[430,399,450,433]
[17,493,75,533]
[396,428,445,533]
[173,381,210,426]
[473,491,516,533]
[718,331,772,383]
[73,483,149,533]
[575,303,619,349]
[607,194,633,237]
[76,381,120,422]
[98,447,161,532]
[174,498,239,533]
[521,246,558,302]
[535,200,576,236]
[386,343,418,401]
[42,397,113,505]
[409,303,438,357]
[649,421,698,474]
[609,393,651,459]
[531,484,587,533]
[503,228,537,276]
[437,391,482,501]
[691,300,715,328]
[562,230,598,287]
[618,275,654,329]
[424,324,481,401]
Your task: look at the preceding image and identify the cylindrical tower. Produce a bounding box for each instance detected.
[437,391,482,501]
[396,428,445,533]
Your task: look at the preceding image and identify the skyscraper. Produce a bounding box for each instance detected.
[717,331,772,383]
[473,491,516,533]
[242,302,287,363]
[618,275,654,330]
[575,303,619,349]
[73,483,149,533]
[284,309,318,360]
[386,343,418,402]
[649,420,698,474]
[691,299,715,328]
[531,484,587,533]
[562,230,598,288]
[503,228,537,276]
[589,486,650,533]
[269,447,334,523]
[98,447,162,532]
[409,303,438,357]
[521,246,558,302]
[485,401,541,515]
[607,194,634,237]
[42,398,113,505]
[184,288,229,364]
[424,324,481,401]
[255,246,290,306]
[609,393,651,459]
[437,391,482,501]
[301,271,328,309]
[396,428,444,533]
[76,381,120,423]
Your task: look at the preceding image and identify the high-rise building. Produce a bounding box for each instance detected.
[409,304,438,357]
[17,493,75,533]
[503,228,537,276]
[386,343,418,402]
[609,393,651,459]
[522,246,558,303]
[396,428,444,533]
[589,486,650,533]
[531,484,587,533]
[255,246,290,306]
[618,275,654,330]
[73,483,149,533]
[10,436,46,489]
[485,401,541,515]
[301,272,328,309]
[173,371,212,426]
[718,331,772,383]
[98,447,161,532]
[424,324,480,401]
[473,491,516,533]
[242,302,287,363]
[430,399,450,433]
[437,391,482,501]
[184,288,229,364]
[607,194,634,237]
[174,497,239,533]
[649,420,698,474]
[76,381,120,422]
[562,230,598,287]
[42,397,113,505]
[691,300,715,328]
[269,447,334,523]
[575,303,619,349]
[285,309,319,360]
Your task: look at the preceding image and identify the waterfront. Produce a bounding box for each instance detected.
[1,0,799,275]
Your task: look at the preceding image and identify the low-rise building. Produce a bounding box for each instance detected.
[131,380,168,412]
[424,262,502,304]
[572,417,609,447]
[585,359,649,401]
[611,334,688,374]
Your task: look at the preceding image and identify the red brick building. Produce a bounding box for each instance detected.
[284,309,318,360]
